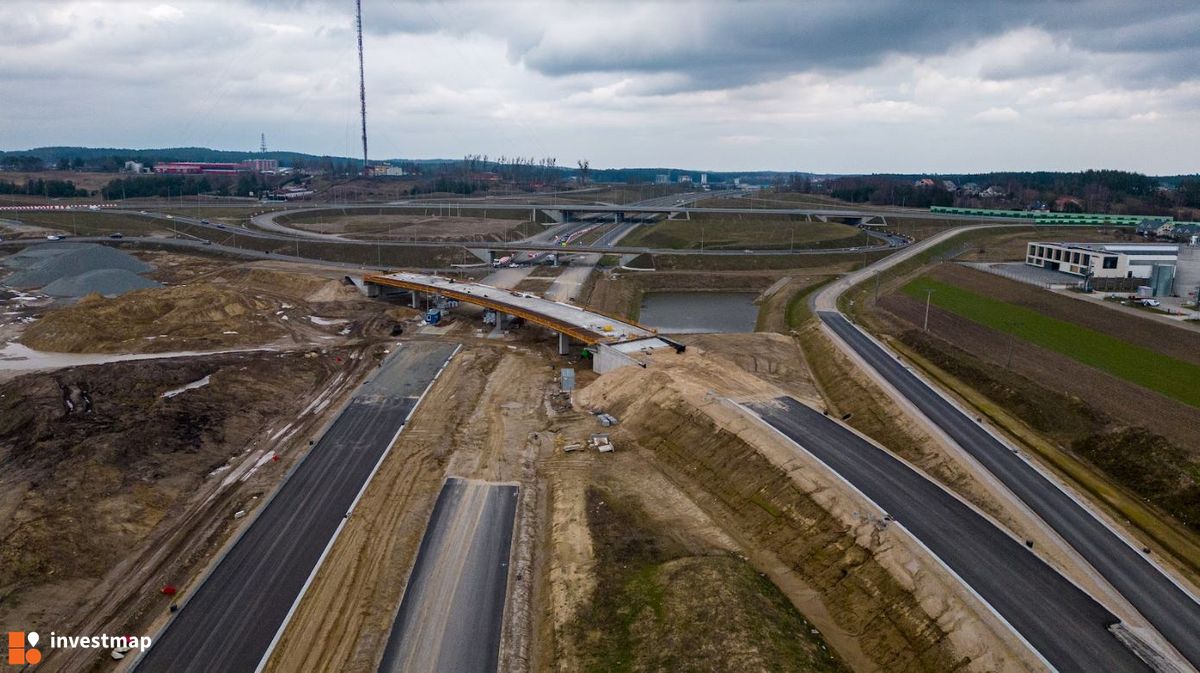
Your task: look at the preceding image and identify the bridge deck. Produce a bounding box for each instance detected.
[364,271,654,344]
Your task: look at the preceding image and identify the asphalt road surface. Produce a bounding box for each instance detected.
[748,397,1149,673]
[377,478,519,673]
[133,341,459,673]
[819,311,1200,669]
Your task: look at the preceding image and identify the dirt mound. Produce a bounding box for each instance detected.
[575,484,848,673]
[21,283,287,353]
[2,243,152,289]
[42,268,162,298]
[213,267,360,304]
[575,353,1033,672]
[678,333,819,401]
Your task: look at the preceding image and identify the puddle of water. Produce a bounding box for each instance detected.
[0,341,277,373]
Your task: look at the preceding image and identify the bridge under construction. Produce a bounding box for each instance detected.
[363,271,678,370]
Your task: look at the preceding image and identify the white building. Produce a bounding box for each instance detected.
[678,175,692,183]
[654,174,669,184]
[1025,241,1178,280]
[700,173,707,185]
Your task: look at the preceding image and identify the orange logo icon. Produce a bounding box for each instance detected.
[7,632,41,665]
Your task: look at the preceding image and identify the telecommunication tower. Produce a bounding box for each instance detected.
[260,133,267,154]
[356,0,369,175]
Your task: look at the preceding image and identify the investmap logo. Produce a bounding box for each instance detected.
[6,632,40,666]
[6,631,153,666]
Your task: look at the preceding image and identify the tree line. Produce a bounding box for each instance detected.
[100,173,275,200]
[0,178,89,198]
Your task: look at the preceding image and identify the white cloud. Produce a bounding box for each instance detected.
[973,107,1020,123]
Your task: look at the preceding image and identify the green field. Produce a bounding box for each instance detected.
[904,277,1200,408]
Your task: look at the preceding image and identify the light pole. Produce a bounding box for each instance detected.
[923,288,935,332]
[1005,325,1019,369]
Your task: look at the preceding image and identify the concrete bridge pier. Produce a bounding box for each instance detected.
[558,332,570,355]
[411,290,420,308]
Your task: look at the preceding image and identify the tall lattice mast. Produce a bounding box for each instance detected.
[356,0,369,175]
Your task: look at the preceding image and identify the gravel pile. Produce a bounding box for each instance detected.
[42,269,162,298]
[2,243,153,290]
[1,242,94,270]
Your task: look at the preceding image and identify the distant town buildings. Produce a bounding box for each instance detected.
[365,163,406,177]
[654,174,669,184]
[700,173,708,185]
[678,175,692,184]
[240,158,279,173]
[122,161,149,174]
[153,159,279,175]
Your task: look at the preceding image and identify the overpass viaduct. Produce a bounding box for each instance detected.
[362,271,674,367]
[257,201,975,228]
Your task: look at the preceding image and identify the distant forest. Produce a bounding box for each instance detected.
[1,146,1196,213]
[791,170,1200,216]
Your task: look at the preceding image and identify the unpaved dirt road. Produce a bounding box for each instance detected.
[377,478,519,673]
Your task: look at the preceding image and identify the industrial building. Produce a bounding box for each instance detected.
[1025,241,1188,295]
[153,159,279,175]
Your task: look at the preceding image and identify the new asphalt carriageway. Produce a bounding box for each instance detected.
[132,341,459,673]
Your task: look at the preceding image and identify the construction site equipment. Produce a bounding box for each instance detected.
[589,433,614,452]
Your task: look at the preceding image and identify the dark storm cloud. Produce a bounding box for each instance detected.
[344,0,1200,92]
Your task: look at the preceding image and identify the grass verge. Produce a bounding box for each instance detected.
[786,278,835,330]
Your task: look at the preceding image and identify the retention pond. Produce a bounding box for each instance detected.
[639,291,758,334]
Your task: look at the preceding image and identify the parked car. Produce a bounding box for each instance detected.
[109,232,124,239]
[1141,299,1161,307]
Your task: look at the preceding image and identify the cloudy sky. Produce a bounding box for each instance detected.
[1,1,1198,174]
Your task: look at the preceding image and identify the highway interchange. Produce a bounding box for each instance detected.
[8,195,1200,671]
